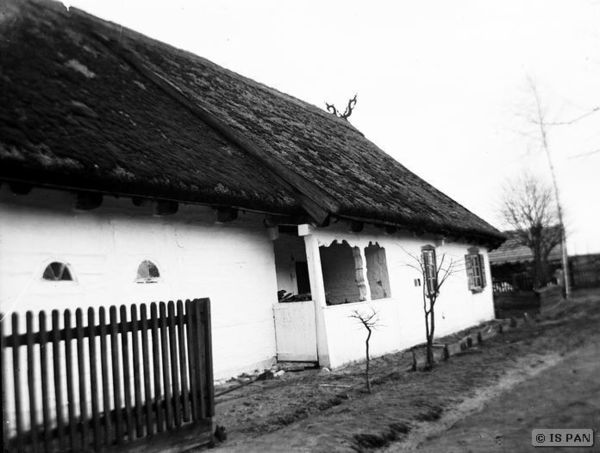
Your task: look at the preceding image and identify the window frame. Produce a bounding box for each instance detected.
[465,248,487,293]
[42,261,75,282]
[421,245,438,298]
[136,260,161,284]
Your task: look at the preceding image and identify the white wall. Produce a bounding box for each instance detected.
[0,186,278,381]
[310,225,495,369]
[0,186,496,378]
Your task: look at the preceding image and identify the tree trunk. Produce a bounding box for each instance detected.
[365,329,372,393]
[426,303,436,369]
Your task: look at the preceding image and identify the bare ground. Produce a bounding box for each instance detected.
[205,288,600,453]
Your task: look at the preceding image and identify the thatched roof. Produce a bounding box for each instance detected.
[0,0,505,246]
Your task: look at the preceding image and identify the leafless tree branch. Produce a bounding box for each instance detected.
[569,149,600,159]
[325,94,357,121]
[498,171,563,287]
[544,107,600,126]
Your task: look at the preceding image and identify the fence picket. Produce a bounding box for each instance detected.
[26,312,39,453]
[130,304,144,438]
[139,304,153,436]
[39,312,51,453]
[64,310,77,451]
[98,307,112,446]
[1,299,214,452]
[167,301,182,426]
[150,303,163,432]
[176,300,190,422]
[159,302,173,430]
[76,309,89,449]
[110,306,124,444]
[11,313,23,451]
[51,310,66,451]
[1,315,8,453]
[88,308,101,452]
[120,305,134,443]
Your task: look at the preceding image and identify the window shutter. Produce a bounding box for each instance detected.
[465,254,474,290]
[479,254,487,288]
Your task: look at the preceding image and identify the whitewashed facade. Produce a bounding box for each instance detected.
[0,186,278,381]
[274,224,494,369]
[1,184,495,380]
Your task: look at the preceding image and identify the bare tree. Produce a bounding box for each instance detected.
[326,94,357,121]
[498,172,563,288]
[350,308,380,393]
[404,248,457,370]
[517,77,599,296]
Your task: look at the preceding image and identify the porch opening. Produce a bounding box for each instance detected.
[272,229,318,362]
[274,232,311,302]
[319,241,365,305]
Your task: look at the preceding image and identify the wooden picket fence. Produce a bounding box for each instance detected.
[1,299,214,453]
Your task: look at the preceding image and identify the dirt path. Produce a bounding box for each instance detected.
[207,290,600,453]
[383,341,600,452]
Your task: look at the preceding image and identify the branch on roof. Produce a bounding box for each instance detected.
[325,94,357,121]
[342,94,357,120]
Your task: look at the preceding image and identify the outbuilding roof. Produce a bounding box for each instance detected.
[0,0,505,246]
[488,231,563,265]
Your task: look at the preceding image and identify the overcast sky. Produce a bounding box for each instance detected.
[62,0,600,254]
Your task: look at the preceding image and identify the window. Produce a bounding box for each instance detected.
[365,243,391,300]
[42,262,74,281]
[421,245,438,297]
[465,248,487,292]
[136,260,160,283]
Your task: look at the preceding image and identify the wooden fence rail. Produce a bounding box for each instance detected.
[1,299,214,453]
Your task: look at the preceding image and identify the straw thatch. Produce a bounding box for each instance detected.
[0,0,504,246]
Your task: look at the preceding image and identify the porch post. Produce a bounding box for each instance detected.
[354,247,372,302]
[298,225,331,368]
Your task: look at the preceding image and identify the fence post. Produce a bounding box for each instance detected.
[203,299,215,417]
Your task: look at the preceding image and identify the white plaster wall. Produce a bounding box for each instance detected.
[312,226,495,369]
[0,186,278,381]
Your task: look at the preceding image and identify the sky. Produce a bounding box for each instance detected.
[61,0,600,254]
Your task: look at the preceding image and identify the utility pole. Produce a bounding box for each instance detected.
[531,83,571,298]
